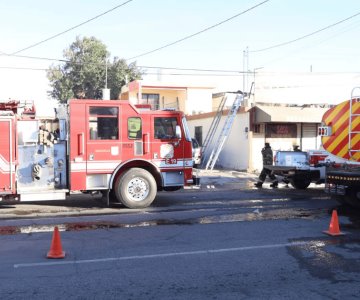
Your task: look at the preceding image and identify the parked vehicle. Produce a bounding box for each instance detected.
[191,138,202,168]
[268,150,325,189]
[0,99,195,208]
[267,147,348,189]
[318,87,360,208]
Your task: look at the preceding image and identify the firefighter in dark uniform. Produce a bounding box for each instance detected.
[293,145,301,152]
[255,142,278,188]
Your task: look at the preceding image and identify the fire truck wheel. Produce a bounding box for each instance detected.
[114,168,157,209]
[344,188,360,208]
[332,195,347,205]
[289,179,311,189]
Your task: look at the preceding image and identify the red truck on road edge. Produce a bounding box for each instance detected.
[0,99,195,208]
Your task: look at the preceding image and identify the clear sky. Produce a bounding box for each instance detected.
[1,0,360,103]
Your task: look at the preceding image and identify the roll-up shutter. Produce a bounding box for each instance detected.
[302,123,319,150]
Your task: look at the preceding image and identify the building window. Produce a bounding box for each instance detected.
[253,124,261,134]
[195,126,203,146]
[128,117,142,139]
[89,107,119,140]
[142,94,160,110]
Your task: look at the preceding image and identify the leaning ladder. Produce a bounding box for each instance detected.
[348,87,360,160]
[205,94,243,170]
[200,95,227,167]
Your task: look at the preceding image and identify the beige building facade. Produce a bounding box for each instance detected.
[120,79,214,115]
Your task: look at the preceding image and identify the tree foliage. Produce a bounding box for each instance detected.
[47,36,142,103]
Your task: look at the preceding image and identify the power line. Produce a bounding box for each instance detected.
[0,53,248,73]
[143,72,244,77]
[140,65,244,73]
[251,10,360,53]
[0,65,250,76]
[1,53,68,62]
[3,65,360,76]
[126,0,270,61]
[0,66,48,71]
[11,0,134,55]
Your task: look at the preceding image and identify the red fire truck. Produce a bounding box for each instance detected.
[0,99,194,208]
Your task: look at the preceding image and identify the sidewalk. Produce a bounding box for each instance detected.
[187,169,258,190]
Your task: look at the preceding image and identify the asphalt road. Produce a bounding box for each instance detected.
[0,172,360,299]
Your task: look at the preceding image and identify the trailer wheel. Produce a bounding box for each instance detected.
[344,188,360,208]
[290,179,311,189]
[332,195,347,206]
[114,168,157,209]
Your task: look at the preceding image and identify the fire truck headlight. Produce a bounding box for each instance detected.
[160,144,174,158]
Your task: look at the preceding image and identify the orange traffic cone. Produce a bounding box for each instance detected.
[323,210,345,236]
[47,226,65,259]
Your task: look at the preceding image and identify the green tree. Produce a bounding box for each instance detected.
[108,57,140,100]
[47,36,142,103]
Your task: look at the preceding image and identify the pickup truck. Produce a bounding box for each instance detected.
[265,150,328,189]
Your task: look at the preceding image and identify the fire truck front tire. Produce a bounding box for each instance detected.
[114,168,157,209]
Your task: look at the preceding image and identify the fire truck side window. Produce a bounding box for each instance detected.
[128,117,142,139]
[89,107,119,140]
[154,117,177,139]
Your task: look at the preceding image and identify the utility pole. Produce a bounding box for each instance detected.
[243,47,249,94]
[253,67,264,104]
[105,59,108,88]
[102,58,110,100]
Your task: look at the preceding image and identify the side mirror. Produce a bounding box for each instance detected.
[175,125,182,139]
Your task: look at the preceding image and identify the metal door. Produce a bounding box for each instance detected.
[151,115,185,186]
[85,104,122,189]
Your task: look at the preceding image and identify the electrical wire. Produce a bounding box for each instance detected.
[251,10,360,53]
[0,53,247,73]
[139,65,243,73]
[0,65,250,75]
[126,0,270,61]
[11,0,134,55]
[0,66,48,71]
[2,65,360,77]
[143,72,244,77]
[255,18,360,68]
[1,53,67,62]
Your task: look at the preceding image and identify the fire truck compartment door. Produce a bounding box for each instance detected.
[0,117,15,193]
[86,105,121,189]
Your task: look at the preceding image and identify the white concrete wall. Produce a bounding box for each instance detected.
[250,134,267,173]
[218,115,249,170]
[187,113,250,171]
[187,116,211,142]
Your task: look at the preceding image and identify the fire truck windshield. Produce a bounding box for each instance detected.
[154,117,178,139]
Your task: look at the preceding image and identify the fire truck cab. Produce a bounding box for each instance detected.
[0,99,194,208]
